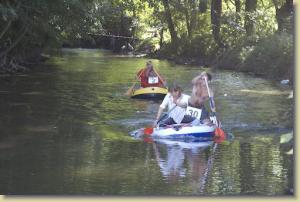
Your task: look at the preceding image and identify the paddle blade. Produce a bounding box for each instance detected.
[213,128,226,143]
[125,81,137,96]
[215,127,226,138]
[144,127,153,135]
[125,86,134,96]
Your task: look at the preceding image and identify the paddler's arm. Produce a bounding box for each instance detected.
[136,68,145,79]
[157,73,166,86]
[136,68,145,88]
[153,93,169,127]
[153,107,165,127]
[155,107,164,122]
[153,68,167,87]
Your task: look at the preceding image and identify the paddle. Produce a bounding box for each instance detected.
[199,142,218,193]
[153,68,167,87]
[125,81,137,96]
[203,76,226,139]
[126,69,144,96]
[144,105,177,135]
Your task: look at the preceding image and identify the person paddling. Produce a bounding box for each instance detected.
[137,61,166,88]
[153,84,190,127]
[191,71,219,125]
[192,72,215,112]
[182,96,212,126]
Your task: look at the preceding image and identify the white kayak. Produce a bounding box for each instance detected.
[151,123,216,140]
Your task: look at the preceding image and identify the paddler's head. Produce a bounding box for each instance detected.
[193,72,212,91]
[169,84,183,99]
[201,72,212,81]
[146,61,153,70]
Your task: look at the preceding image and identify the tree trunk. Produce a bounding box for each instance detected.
[244,0,257,36]
[235,0,241,22]
[182,0,197,40]
[211,0,223,47]
[235,0,241,12]
[161,0,178,46]
[159,28,164,48]
[199,0,208,13]
[183,6,192,39]
[0,20,13,40]
[0,1,22,40]
[274,0,293,33]
[189,0,197,39]
[0,25,28,58]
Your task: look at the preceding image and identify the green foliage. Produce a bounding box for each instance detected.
[241,32,293,79]
[0,0,100,72]
[216,31,293,81]
[0,0,294,80]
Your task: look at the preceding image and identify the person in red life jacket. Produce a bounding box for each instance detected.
[136,61,166,88]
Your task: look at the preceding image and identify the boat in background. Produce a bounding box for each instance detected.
[131,86,168,100]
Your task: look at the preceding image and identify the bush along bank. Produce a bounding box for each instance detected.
[216,32,294,83]
[149,31,293,84]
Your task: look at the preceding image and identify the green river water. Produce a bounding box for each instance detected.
[0,48,293,195]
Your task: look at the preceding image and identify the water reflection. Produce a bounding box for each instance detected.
[152,139,213,185]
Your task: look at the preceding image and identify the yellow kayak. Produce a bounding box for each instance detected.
[131,87,168,100]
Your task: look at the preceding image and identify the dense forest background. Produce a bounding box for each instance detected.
[0,0,294,81]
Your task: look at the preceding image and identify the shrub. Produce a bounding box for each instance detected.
[241,32,293,80]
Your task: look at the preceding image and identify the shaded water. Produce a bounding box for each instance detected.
[0,49,293,195]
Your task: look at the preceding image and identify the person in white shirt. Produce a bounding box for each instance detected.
[153,84,190,127]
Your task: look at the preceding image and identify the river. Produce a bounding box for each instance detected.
[0,48,293,195]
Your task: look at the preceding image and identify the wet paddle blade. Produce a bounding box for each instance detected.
[214,127,226,138]
[143,127,153,135]
[125,86,134,96]
[213,128,226,143]
[125,81,137,96]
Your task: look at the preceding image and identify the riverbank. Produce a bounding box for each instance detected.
[0,50,51,74]
[1,46,293,88]
[148,36,293,85]
[150,51,293,85]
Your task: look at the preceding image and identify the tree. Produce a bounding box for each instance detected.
[183,0,198,40]
[273,0,294,33]
[234,0,241,22]
[161,0,178,46]
[211,0,223,47]
[244,0,258,36]
[199,0,208,13]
